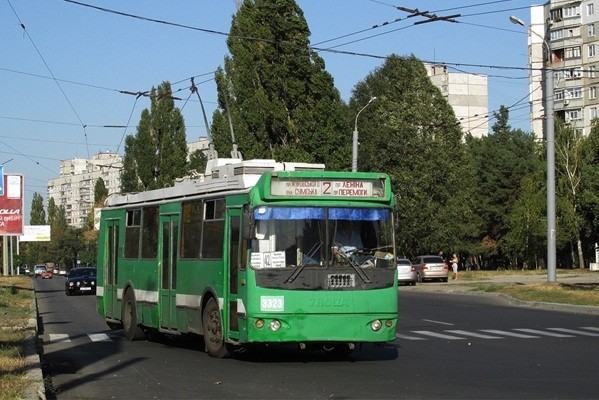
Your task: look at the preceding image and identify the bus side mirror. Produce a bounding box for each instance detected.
[242,211,253,240]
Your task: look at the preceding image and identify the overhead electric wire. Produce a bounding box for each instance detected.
[6,0,91,158]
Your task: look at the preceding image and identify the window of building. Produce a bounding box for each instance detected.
[563,5,581,18]
[551,8,563,22]
[589,24,596,37]
[550,29,564,41]
[567,87,583,99]
[589,44,596,58]
[565,46,581,59]
[591,65,597,78]
[555,90,564,101]
[591,86,597,99]
[590,107,598,120]
[588,3,595,16]
[566,109,583,121]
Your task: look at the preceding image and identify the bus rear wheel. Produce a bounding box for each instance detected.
[202,297,228,358]
[122,289,145,341]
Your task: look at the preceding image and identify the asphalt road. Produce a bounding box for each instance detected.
[33,276,599,399]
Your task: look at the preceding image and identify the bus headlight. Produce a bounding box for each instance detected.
[255,319,265,329]
[269,319,281,331]
[371,320,382,331]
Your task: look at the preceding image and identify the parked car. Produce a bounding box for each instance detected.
[65,267,97,296]
[397,258,416,285]
[412,255,449,282]
[34,264,47,277]
[40,269,53,279]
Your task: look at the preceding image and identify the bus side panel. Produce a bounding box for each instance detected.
[175,259,224,334]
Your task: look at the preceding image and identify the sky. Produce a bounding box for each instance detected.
[0,0,537,223]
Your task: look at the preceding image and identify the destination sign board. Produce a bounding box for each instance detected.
[271,178,384,198]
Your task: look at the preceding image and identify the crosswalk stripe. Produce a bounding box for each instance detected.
[48,333,71,343]
[513,328,575,338]
[581,327,599,332]
[412,330,466,340]
[547,328,599,337]
[445,330,503,339]
[479,329,539,338]
[88,333,112,342]
[396,333,427,341]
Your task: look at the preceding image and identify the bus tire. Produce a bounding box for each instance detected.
[202,297,228,358]
[122,289,145,341]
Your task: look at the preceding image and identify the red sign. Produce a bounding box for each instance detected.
[0,175,24,235]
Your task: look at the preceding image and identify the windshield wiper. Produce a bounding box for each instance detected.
[333,245,372,283]
[285,242,322,283]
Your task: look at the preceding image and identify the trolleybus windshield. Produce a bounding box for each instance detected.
[250,206,394,271]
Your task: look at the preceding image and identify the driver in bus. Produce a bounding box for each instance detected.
[335,220,363,249]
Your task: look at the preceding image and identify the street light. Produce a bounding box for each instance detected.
[510,15,556,283]
[352,96,377,172]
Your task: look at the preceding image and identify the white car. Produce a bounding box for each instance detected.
[34,265,47,277]
[397,258,416,285]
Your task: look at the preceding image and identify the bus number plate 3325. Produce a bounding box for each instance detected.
[260,296,285,312]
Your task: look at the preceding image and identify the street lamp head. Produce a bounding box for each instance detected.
[509,15,525,27]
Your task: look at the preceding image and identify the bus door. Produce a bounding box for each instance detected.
[226,208,246,339]
[105,219,120,319]
[159,214,179,330]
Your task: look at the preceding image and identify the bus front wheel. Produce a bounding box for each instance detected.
[122,289,145,341]
[202,297,228,358]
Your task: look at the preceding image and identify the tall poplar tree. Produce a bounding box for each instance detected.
[30,192,46,225]
[468,106,538,265]
[351,55,478,257]
[211,0,349,169]
[121,81,188,191]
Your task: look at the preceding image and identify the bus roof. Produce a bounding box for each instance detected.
[103,158,325,207]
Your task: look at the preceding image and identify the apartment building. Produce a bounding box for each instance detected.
[47,152,123,228]
[47,139,211,228]
[529,1,599,137]
[425,64,489,138]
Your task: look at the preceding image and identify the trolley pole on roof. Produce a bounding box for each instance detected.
[191,77,218,160]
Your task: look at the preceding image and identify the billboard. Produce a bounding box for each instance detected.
[20,225,51,242]
[0,174,24,235]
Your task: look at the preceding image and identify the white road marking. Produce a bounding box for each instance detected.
[547,328,599,337]
[412,330,466,340]
[479,329,539,338]
[445,330,503,339]
[422,319,454,326]
[513,328,574,338]
[48,333,71,343]
[88,333,112,342]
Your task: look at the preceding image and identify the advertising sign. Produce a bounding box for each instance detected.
[0,174,24,235]
[20,225,51,242]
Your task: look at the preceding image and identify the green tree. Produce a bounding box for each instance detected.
[351,54,478,257]
[94,178,108,205]
[467,106,538,267]
[188,149,207,174]
[121,81,188,191]
[579,121,599,262]
[554,119,586,269]
[25,192,47,266]
[30,192,46,225]
[211,0,349,169]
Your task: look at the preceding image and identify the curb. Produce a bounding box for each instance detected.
[22,296,46,400]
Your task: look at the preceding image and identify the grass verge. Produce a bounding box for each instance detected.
[465,269,599,307]
[0,276,34,400]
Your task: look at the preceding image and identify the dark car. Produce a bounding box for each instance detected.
[65,267,97,296]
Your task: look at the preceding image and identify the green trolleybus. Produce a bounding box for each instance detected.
[96,158,398,357]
